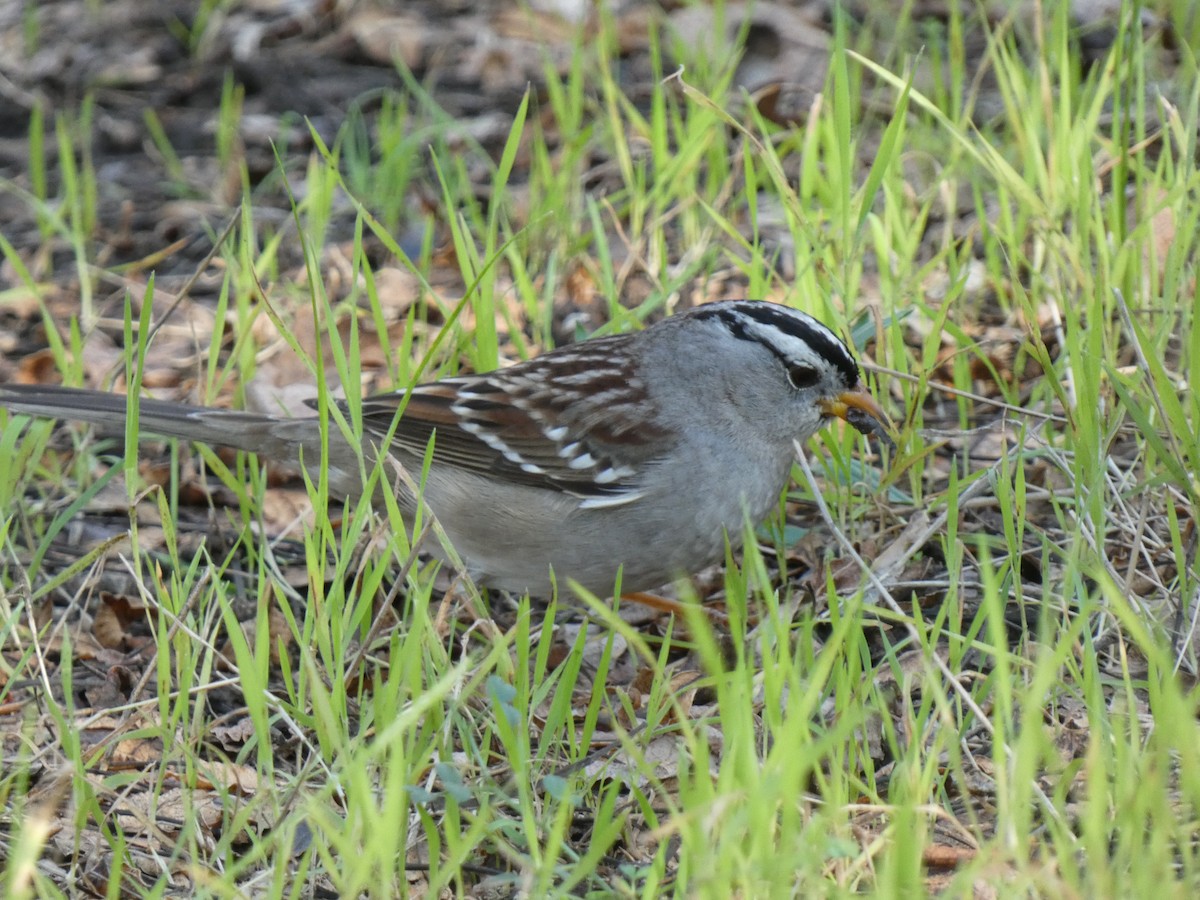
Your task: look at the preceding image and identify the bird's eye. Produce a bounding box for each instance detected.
[786,364,820,390]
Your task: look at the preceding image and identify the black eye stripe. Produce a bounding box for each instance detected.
[692,302,861,389]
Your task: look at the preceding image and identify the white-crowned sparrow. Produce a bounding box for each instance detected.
[0,300,886,597]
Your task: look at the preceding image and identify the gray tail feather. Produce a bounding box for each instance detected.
[0,384,314,460]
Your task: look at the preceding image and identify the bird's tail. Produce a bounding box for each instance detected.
[0,383,327,464]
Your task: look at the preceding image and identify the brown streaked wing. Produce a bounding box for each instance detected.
[354,346,676,502]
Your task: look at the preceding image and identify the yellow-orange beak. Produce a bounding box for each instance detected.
[819,385,892,443]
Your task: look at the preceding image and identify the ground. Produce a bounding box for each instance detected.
[1,1,1198,896]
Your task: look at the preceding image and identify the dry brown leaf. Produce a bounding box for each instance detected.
[371,266,423,317]
[93,593,156,651]
[111,786,223,836]
[14,349,68,385]
[347,11,428,68]
[110,731,165,769]
[257,486,315,536]
[194,760,262,796]
[210,715,260,751]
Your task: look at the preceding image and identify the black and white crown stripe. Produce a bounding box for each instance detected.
[691,302,860,390]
